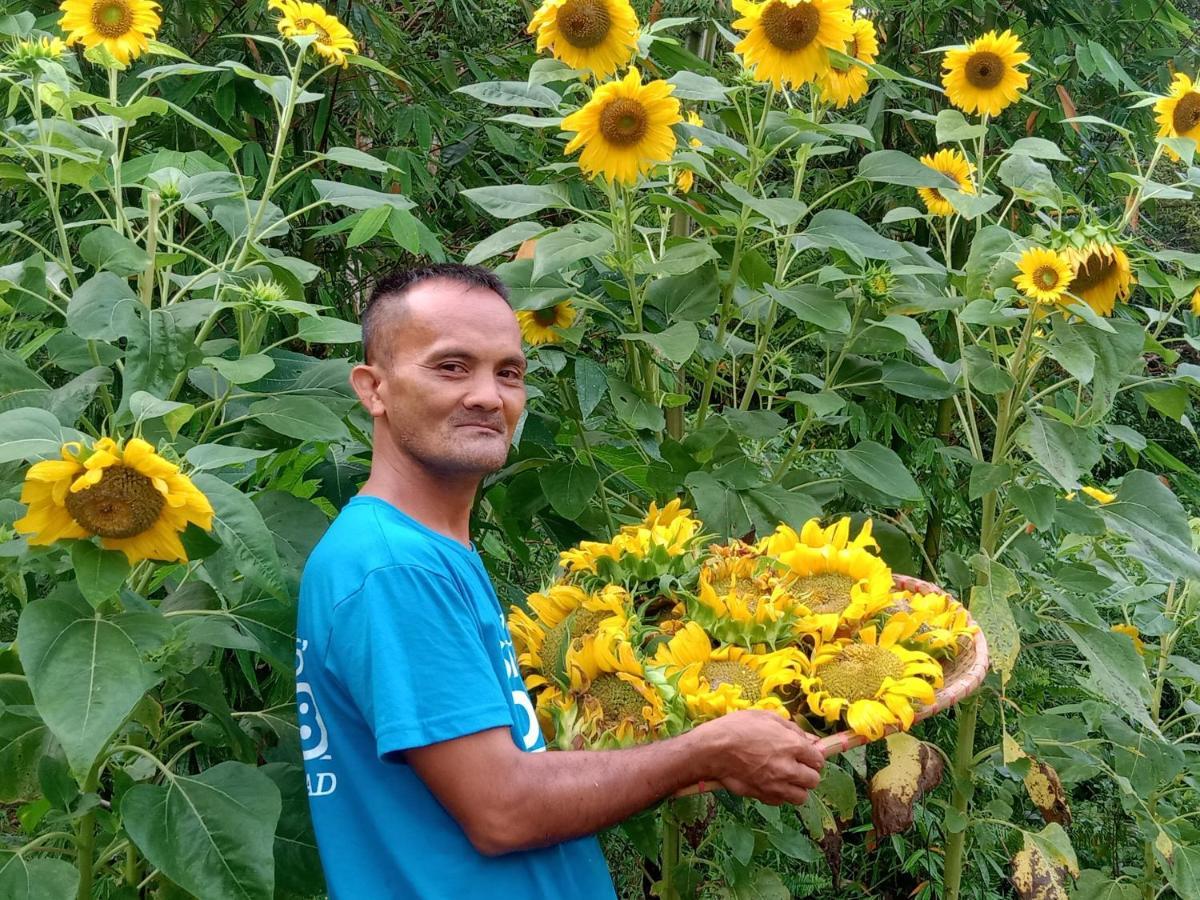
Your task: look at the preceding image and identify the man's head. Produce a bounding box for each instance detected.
[351,263,526,480]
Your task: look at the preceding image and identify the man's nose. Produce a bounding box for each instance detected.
[463,373,503,410]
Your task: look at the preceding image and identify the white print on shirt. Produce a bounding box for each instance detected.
[297,638,338,796]
[500,637,546,753]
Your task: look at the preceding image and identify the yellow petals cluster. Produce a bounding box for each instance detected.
[816,16,879,108]
[16,437,213,564]
[1014,247,1073,306]
[916,149,975,216]
[732,0,855,90]
[528,0,639,80]
[1064,240,1133,317]
[269,0,357,67]
[516,301,577,346]
[941,29,1029,117]
[58,0,160,65]
[1155,73,1200,160]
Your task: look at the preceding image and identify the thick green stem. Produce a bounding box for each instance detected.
[75,765,101,900]
[942,695,980,900]
[660,802,682,900]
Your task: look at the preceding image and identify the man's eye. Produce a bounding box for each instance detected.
[501,369,524,380]
[440,363,467,374]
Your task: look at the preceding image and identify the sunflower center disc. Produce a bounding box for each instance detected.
[533,306,560,326]
[1069,250,1115,292]
[1037,266,1060,290]
[599,97,649,146]
[1173,92,1200,134]
[557,0,612,49]
[817,643,904,702]
[587,673,644,728]
[760,0,821,52]
[713,576,761,613]
[540,607,608,670]
[795,572,857,614]
[965,50,1005,89]
[65,464,165,539]
[91,0,133,37]
[700,660,763,701]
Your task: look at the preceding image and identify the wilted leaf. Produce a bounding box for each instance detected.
[868,732,944,837]
[1024,758,1072,826]
[1012,841,1071,900]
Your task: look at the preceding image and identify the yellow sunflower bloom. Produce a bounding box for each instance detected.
[630,497,694,531]
[1064,240,1133,317]
[653,622,806,721]
[763,515,879,558]
[816,16,879,108]
[58,0,160,65]
[777,542,895,641]
[685,110,704,148]
[916,148,976,216]
[805,619,943,740]
[1191,287,1200,317]
[270,0,357,67]
[10,36,67,65]
[1111,623,1145,655]
[538,628,666,748]
[675,168,695,193]
[15,437,213,564]
[527,0,639,80]
[561,66,681,186]
[894,591,979,658]
[1065,485,1117,504]
[688,554,800,646]
[1154,73,1200,160]
[509,583,631,690]
[516,300,576,346]
[732,0,855,90]
[941,29,1029,118]
[1014,247,1073,306]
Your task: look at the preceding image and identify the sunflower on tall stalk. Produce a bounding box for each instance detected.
[516,301,577,346]
[941,29,1029,118]
[15,437,213,564]
[58,0,160,65]
[732,0,855,90]
[1063,236,1134,317]
[269,0,357,67]
[1014,246,1073,308]
[816,15,879,108]
[916,149,976,216]
[1154,72,1200,159]
[527,0,640,80]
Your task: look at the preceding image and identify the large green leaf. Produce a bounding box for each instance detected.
[261,763,325,897]
[621,322,699,364]
[1167,847,1200,900]
[532,224,613,281]
[969,557,1020,685]
[312,179,414,211]
[1063,623,1155,733]
[123,760,281,900]
[461,184,572,219]
[454,80,560,108]
[0,712,54,803]
[1100,470,1200,581]
[192,474,289,602]
[0,407,85,464]
[17,595,158,778]
[798,210,906,263]
[858,150,959,188]
[539,463,600,519]
[0,853,78,900]
[964,226,1019,301]
[835,441,922,502]
[249,396,350,443]
[78,226,152,277]
[1070,870,1139,900]
[69,542,130,608]
[764,284,849,333]
[65,272,140,341]
[1013,416,1100,490]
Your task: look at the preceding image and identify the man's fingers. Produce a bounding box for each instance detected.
[791,741,825,770]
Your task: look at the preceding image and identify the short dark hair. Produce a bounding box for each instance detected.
[360,263,510,364]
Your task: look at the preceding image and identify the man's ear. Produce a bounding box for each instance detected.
[350,363,386,417]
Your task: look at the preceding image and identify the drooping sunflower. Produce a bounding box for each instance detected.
[763,515,878,558]
[816,16,879,108]
[916,149,976,216]
[776,541,895,641]
[805,619,943,740]
[1154,73,1200,160]
[516,301,577,346]
[509,583,631,690]
[941,29,1029,118]
[688,554,799,646]
[538,628,667,748]
[561,66,681,186]
[15,437,213,564]
[653,622,807,721]
[732,0,855,90]
[1064,240,1133,316]
[892,591,979,658]
[527,0,639,80]
[58,0,161,65]
[1014,247,1073,306]
[270,0,357,67]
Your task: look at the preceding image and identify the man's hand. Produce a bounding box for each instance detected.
[691,710,825,806]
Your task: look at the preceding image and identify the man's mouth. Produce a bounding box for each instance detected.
[457,422,504,433]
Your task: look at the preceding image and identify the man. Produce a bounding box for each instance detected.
[296,263,825,899]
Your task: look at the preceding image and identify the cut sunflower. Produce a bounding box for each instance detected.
[1154,73,1200,160]
[732,0,855,90]
[763,515,878,558]
[270,0,357,67]
[816,16,879,108]
[805,619,943,740]
[687,554,800,646]
[516,301,577,345]
[916,149,976,216]
[562,66,681,186]
[776,541,895,641]
[941,29,1029,118]
[58,0,160,65]
[892,591,979,658]
[15,437,213,564]
[1064,239,1133,317]
[538,627,667,748]
[653,622,807,721]
[527,0,639,80]
[1014,247,1073,306]
[508,583,631,690]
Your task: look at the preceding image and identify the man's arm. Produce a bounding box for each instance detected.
[405,709,824,857]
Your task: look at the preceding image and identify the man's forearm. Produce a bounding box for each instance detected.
[496,728,721,854]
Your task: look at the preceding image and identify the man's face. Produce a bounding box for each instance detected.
[358,279,527,478]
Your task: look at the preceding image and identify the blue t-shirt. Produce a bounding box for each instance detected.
[296,494,616,900]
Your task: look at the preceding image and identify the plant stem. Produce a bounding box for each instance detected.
[942,694,979,900]
[75,764,101,900]
[660,801,681,900]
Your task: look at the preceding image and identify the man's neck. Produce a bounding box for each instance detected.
[358,455,479,547]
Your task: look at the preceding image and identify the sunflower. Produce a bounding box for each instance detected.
[15,437,213,564]
[1064,240,1133,316]
[941,29,1029,118]
[558,513,701,583]
[688,554,799,646]
[675,168,695,193]
[732,0,855,90]
[892,591,979,658]
[58,0,160,65]
[816,16,879,108]
[516,301,577,346]
[538,628,667,747]
[685,110,704,149]
[763,515,879,558]
[527,0,639,80]
[1014,247,1073,306]
[509,583,631,690]
[1192,287,1200,317]
[916,149,976,216]
[805,619,943,740]
[561,66,681,186]
[632,497,694,531]
[1154,73,1200,160]
[776,541,895,641]
[9,36,67,66]
[1111,623,1145,655]
[270,0,357,67]
[1065,485,1117,504]
[653,622,807,721]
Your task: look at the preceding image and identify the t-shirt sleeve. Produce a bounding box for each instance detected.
[328,564,513,758]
